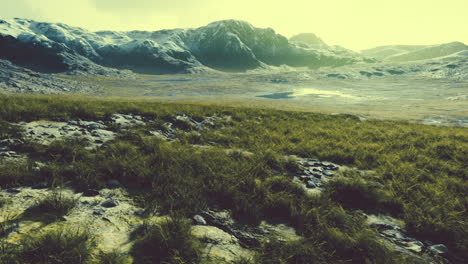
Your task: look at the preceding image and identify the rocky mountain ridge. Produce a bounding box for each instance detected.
[0,18,371,75]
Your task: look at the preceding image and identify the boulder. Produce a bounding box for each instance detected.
[192,225,253,263]
[82,189,100,197]
[193,215,207,225]
[428,244,448,255]
[31,181,49,189]
[101,199,119,208]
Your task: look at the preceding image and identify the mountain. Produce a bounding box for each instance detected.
[0,18,369,75]
[361,42,468,62]
[290,33,360,58]
[290,33,328,49]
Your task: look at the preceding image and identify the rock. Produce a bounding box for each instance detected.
[6,188,21,194]
[107,179,121,189]
[93,209,106,216]
[428,244,448,255]
[369,223,396,230]
[82,189,100,197]
[306,180,318,189]
[423,240,434,246]
[173,115,197,131]
[201,210,263,248]
[101,199,119,208]
[0,151,11,157]
[31,181,49,189]
[87,123,106,130]
[0,138,23,145]
[193,215,207,225]
[134,209,146,217]
[310,171,322,178]
[0,146,10,151]
[192,225,253,262]
[322,170,335,176]
[403,240,424,253]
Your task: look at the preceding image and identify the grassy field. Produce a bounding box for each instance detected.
[0,94,467,263]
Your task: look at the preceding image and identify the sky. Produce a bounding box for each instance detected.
[0,0,467,51]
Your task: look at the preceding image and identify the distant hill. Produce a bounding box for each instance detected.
[361,42,468,62]
[0,18,370,75]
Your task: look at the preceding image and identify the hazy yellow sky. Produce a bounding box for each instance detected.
[1,0,467,50]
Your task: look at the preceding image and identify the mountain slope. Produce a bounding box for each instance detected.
[290,33,328,49]
[361,42,468,62]
[386,42,468,62]
[0,18,369,74]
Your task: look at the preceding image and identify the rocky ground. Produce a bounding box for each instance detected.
[0,59,100,94]
[0,113,452,263]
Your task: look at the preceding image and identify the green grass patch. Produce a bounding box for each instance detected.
[25,190,77,222]
[131,217,201,264]
[0,94,467,262]
[14,227,94,264]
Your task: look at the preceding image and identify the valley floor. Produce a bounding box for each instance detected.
[59,71,468,127]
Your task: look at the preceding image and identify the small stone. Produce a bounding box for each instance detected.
[0,152,11,157]
[381,229,406,240]
[93,209,106,216]
[101,199,119,208]
[31,181,49,189]
[322,170,335,177]
[423,240,434,246]
[107,179,121,189]
[306,180,317,189]
[87,123,104,130]
[299,175,309,182]
[82,189,100,197]
[310,171,322,178]
[134,209,146,216]
[0,146,10,151]
[370,223,395,230]
[193,215,207,225]
[428,244,448,255]
[7,151,20,157]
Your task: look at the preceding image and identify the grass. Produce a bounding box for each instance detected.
[0,120,23,140]
[14,227,94,264]
[0,161,37,188]
[93,251,130,264]
[25,190,77,222]
[0,94,466,263]
[131,217,202,264]
[324,171,403,215]
[255,237,329,264]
